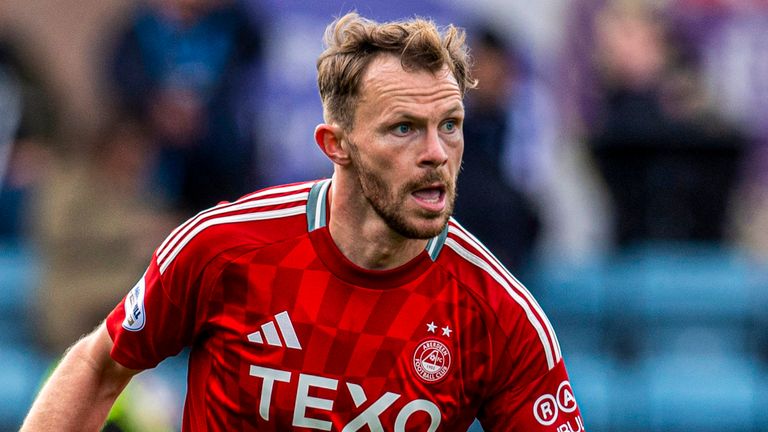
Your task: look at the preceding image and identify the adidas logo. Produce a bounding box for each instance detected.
[247,311,302,350]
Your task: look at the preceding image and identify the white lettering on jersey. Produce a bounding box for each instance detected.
[250,365,291,421]
[556,416,585,432]
[533,380,583,430]
[557,381,578,413]
[294,373,337,430]
[249,365,441,430]
[533,394,558,426]
[395,399,441,432]
[342,385,400,432]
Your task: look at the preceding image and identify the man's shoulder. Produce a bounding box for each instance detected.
[439,219,562,370]
[437,219,533,309]
[155,181,319,275]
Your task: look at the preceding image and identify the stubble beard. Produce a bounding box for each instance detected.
[347,140,456,239]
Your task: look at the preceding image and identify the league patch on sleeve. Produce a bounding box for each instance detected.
[122,276,146,331]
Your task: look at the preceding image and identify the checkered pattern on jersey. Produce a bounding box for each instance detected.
[199,232,493,430]
[108,180,570,430]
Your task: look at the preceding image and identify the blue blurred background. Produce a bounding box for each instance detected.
[1,0,767,430]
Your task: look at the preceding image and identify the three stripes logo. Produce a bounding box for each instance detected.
[247,311,302,350]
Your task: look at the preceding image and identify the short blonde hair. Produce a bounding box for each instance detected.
[317,12,476,130]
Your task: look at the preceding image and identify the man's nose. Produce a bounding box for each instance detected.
[419,128,448,167]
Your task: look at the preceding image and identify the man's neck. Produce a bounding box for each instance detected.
[326,179,428,270]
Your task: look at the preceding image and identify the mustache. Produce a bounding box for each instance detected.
[405,170,454,191]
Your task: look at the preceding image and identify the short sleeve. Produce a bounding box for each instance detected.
[105,250,207,370]
[478,359,585,431]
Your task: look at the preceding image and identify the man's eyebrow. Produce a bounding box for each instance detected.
[385,104,465,122]
[387,112,424,122]
[442,103,465,117]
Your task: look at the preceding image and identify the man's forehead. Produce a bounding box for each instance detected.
[360,55,463,110]
[361,54,458,94]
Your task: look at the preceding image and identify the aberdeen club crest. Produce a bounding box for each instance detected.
[413,339,452,383]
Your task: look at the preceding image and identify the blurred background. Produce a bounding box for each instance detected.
[1,0,767,430]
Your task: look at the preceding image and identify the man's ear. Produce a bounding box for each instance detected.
[314,124,351,165]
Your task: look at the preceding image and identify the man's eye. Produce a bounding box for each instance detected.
[394,124,412,135]
[441,120,457,133]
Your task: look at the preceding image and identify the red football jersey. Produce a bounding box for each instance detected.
[106,179,585,431]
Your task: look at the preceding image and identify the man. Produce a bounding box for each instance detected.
[23,12,584,431]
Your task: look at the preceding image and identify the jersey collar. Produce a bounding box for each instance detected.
[306,179,448,261]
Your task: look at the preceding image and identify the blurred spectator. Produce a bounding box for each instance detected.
[32,118,177,354]
[584,0,747,247]
[0,37,57,244]
[108,0,264,215]
[664,1,768,260]
[453,27,541,272]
